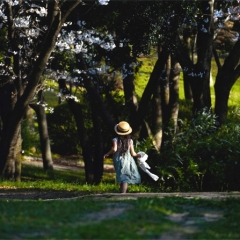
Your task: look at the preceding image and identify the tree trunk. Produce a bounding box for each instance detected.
[169,60,180,133]
[57,78,95,183]
[84,74,104,184]
[214,39,240,125]
[151,52,172,151]
[29,104,54,171]
[76,53,116,130]
[161,54,171,126]
[82,77,105,183]
[132,48,169,139]
[176,38,212,112]
[2,125,21,180]
[92,110,104,184]
[0,77,18,179]
[182,30,193,101]
[152,82,162,151]
[175,0,214,113]
[156,55,180,150]
[0,3,26,179]
[67,99,94,183]
[121,46,138,124]
[75,53,116,183]
[14,130,22,182]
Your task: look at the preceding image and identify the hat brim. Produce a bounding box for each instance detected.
[114,124,132,135]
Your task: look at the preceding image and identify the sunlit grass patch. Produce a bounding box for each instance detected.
[0,164,152,193]
[135,54,157,97]
[229,80,240,106]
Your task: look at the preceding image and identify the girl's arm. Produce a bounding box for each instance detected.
[103,140,117,159]
[129,141,141,158]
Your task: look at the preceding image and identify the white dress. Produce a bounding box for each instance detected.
[112,138,141,184]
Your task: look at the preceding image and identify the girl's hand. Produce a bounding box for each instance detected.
[103,154,108,159]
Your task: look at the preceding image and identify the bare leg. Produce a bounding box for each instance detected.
[120,182,128,193]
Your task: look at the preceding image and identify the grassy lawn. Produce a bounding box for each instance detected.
[0,165,240,239]
[0,163,151,193]
[1,191,240,239]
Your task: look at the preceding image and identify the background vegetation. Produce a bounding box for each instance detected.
[21,53,240,192]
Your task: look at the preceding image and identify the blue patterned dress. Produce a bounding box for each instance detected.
[112,138,141,184]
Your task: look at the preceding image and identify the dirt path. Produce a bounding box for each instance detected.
[1,188,240,201]
[22,156,115,172]
[85,192,240,200]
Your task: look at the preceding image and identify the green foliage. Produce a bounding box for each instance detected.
[135,137,154,154]
[50,50,76,72]
[136,109,240,191]
[47,103,81,155]
[42,81,59,108]
[178,99,195,120]
[21,110,41,155]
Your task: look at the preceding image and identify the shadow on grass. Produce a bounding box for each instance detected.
[21,164,85,183]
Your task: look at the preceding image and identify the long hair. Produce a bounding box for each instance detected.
[117,134,131,155]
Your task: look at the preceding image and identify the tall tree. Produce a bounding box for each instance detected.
[175,0,214,113]
[29,90,53,171]
[214,39,240,124]
[213,1,240,124]
[0,0,81,178]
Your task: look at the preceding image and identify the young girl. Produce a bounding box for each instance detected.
[103,121,141,193]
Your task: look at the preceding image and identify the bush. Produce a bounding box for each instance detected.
[138,108,240,191]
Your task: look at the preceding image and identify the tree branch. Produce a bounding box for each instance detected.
[212,45,221,70]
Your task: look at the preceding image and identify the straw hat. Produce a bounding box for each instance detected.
[114,121,132,135]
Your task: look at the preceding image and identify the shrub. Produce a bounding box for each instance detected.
[139,108,240,191]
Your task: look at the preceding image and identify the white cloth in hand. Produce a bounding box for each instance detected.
[137,152,159,181]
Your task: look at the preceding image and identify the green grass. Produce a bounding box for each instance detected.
[228,82,240,106]
[0,162,240,239]
[1,194,240,239]
[0,164,151,193]
[135,54,158,98]
[211,59,240,108]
